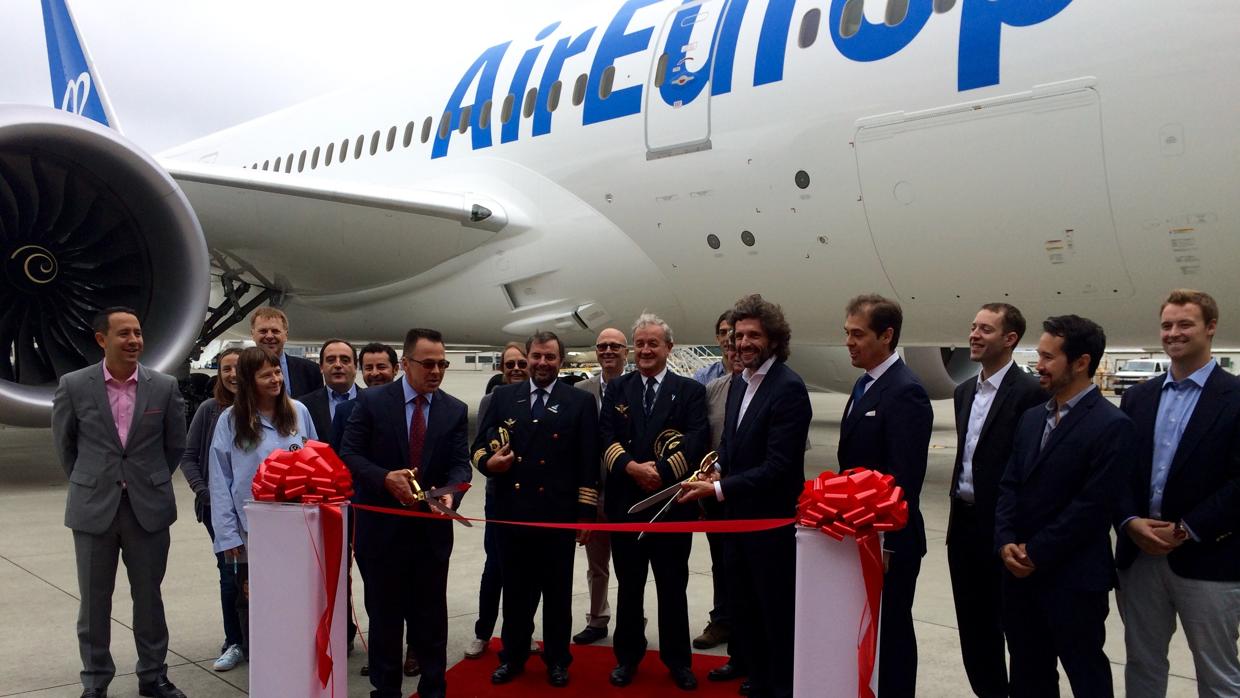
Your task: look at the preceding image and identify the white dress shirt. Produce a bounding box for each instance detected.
[847,351,901,416]
[956,360,1014,503]
[717,355,778,501]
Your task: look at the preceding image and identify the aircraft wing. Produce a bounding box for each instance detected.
[163,160,510,294]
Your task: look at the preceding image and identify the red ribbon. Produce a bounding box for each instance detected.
[253,441,354,689]
[797,468,908,698]
[351,503,797,532]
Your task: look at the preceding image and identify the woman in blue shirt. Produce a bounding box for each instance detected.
[209,346,317,656]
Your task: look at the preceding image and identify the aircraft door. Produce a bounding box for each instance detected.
[644,0,726,159]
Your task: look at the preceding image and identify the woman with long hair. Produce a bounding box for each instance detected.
[208,346,317,658]
[180,346,246,671]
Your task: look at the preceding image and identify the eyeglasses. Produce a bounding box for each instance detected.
[408,359,450,370]
[504,359,528,369]
[595,342,626,352]
[715,328,729,336]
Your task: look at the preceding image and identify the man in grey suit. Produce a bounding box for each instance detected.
[52,307,188,698]
[571,327,628,645]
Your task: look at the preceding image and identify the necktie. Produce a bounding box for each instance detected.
[531,388,547,420]
[408,394,426,479]
[849,374,873,413]
[644,377,658,416]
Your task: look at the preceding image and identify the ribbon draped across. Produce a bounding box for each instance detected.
[796,468,909,698]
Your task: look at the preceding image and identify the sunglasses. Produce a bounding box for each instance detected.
[408,359,450,370]
[595,342,626,352]
[504,359,528,369]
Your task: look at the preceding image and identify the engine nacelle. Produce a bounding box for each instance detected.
[0,106,208,427]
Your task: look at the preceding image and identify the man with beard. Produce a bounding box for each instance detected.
[837,294,933,698]
[249,306,322,397]
[299,339,359,443]
[600,314,706,690]
[679,294,811,698]
[473,331,599,688]
[995,315,1134,697]
[572,328,629,646]
[948,304,1046,697]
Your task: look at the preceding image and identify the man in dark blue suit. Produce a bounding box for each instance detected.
[341,328,472,698]
[1116,289,1240,697]
[995,315,1134,698]
[836,294,933,698]
[249,306,322,397]
[679,294,812,698]
[299,339,359,444]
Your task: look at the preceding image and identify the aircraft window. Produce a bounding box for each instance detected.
[262,160,270,171]
[707,234,721,250]
[371,130,381,156]
[354,135,364,160]
[250,163,257,169]
[501,94,515,124]
[933,0,955,13]
[799,9,821,47]
[600,66,616,100]
[839,0,863,38]
[458,105,472,134]
[523,87,538,119]
[403,121,415,147]
[386,126,397,151]
[439,111,451,139]
[547,81,562,112]
[421,116,433,143]
[741,230,756,247]
[325,142,334,166]
[298,150,307,172]
[654,53,668,87]
[286,153,294,173]
[274,156,282,171]
[480,100,492,129]
[311,146,320,169]
[572,73,587,106]
[886,0,909,25]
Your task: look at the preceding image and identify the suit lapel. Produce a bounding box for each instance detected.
[957,377,978,443]
[1032,389,1098,470]
[390,382,410,459]
[1169,366,1232,479]
[421,391,449,470]
[533,382,568,437]
[647,373,676,434]
[124,365,152,449]
[89,364,124,451]
[976,367,1018,447]
[843,362,896,437]
[736,362,781,442]
[722,374,745,469]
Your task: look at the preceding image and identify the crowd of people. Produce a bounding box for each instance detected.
[50,288,1239,698]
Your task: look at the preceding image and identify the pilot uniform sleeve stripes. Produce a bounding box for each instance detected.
[669,451,688,479]
[472,447,490,470]
[577,486,599,506]
[604,442,629,471]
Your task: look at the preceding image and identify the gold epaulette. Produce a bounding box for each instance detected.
[604,442,626,471]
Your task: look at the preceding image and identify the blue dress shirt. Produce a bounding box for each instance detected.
[402,378,433,429]
[693,361,726,386]
[1150,359,1216,519]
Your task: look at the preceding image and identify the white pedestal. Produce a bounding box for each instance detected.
[246,502,348,698]
[793,526,880,697]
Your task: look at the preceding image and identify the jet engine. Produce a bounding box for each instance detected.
[0,106,208,427]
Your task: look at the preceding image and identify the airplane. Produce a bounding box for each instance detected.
[0,0,1237,427]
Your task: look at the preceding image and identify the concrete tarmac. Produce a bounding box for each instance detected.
[0,370,1199,696]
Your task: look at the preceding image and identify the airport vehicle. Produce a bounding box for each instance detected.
[1,0,1238,426]
[1111,358,1169,395]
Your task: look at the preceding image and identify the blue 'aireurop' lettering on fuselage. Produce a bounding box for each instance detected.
[432,0,1073,158]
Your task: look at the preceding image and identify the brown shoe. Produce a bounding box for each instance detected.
[692,621,730,650]
[404,647,421,676]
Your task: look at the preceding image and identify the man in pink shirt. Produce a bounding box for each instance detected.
[52,307,187,698]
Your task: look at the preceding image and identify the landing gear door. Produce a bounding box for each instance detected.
[644,0,725,159]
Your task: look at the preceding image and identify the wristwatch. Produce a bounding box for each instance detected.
[1173,520,1189,541]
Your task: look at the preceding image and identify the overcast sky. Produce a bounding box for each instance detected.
[0,0,580,152]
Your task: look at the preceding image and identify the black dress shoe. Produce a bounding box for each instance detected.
[609,664,637,687]
[708,662,748,681]
[491,662,525,684]
[80,690,107,698]
[572,625,609,644]
[738,679,752,695]
[138,676,186,698]
[547,664,570,687]
[670,667,698,690]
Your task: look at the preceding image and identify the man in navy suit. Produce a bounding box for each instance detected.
[679,294,812,698]
[299,339,359,443]
[836,294,933,698]
[341,328,472,698]
[995,315,1134,698]
[249,306,322,397]
[948,303,1047,697]
[1116,289,1240,697]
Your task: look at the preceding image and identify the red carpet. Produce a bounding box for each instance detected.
[415,638,737,697]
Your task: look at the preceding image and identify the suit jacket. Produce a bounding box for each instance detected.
[599,371,709,522]
[52,362,187,535]
[948,365,1047,544]
[1117,365,1240,580]
[576,375,610,510]
[339,380,472,558]
[285,354,323,399]
[718,360,812,520]
[995,388,1134,591]
[837,357,933,558]
[329,397,357,454]
[301,385,362,446]
[471,380,599,522]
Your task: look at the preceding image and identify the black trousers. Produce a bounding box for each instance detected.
[727,526,796,698]
[356,520,452,698]
[610,531,693,670]
[1002,579,1112,698]
[499,526,576,669]
[947,501,1009,697]
[878,549,922,698]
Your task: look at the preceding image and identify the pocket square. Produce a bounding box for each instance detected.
[143,408,164,415]
[864,410,877,417]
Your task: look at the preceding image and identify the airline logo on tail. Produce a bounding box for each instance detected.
[40,0,114,128]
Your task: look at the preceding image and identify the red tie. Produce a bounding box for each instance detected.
[408,394,426,480]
